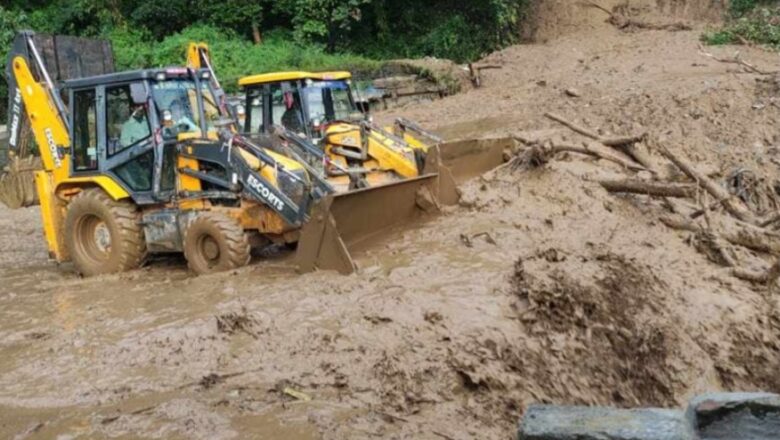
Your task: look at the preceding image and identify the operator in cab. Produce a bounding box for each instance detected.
[120,104,151,147]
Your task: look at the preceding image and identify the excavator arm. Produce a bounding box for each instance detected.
[5,31,119,260]
[186,42,231,117]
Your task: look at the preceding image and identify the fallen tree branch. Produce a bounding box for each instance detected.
[544,112,650,171]
[612,18,692,31]
[552,142,646,171]
[544,112,601,141]
[579,0,612,16]
[620,142,659,174]
[698,44,779,75]
[660,215,780,255]
[597,179,696,198]
[601,134,648,147]
[733,259,780,286]
[759,212,780,228]
[657,144,756,223]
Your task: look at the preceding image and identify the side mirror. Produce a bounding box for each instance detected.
[129,82,148,105]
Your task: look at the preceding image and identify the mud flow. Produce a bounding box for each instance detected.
[2,2,780,439]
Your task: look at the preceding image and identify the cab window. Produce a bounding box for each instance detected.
[246,88,264,133]
[72,89,98,171]
[106,84,151,155]
[269,83,304,134]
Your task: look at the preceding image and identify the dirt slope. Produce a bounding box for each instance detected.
[1,3,779,440]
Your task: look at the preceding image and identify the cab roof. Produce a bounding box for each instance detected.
[238,71,352,87]
[62,67,207,89]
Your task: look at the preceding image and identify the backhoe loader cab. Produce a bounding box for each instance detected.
[238,71,443,193]
[61,68,227,201]
[239,71,359,141]
[9,33,324,276]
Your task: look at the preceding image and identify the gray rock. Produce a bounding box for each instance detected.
[518,405,690,440]
[687,392,780,440]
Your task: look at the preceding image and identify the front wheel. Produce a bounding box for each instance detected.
[183,212,251,275]
[64,188,146,276]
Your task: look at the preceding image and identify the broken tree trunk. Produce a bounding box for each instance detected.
[597,179,696,198]
[658,145,756,223]
[660,215,780,255]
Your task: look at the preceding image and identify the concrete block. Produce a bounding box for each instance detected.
[518,405,691,440]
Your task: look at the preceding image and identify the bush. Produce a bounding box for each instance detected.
[702,5,780,49]
[113,24,381,93]
[0,7,28,122]
[730,0,761,17]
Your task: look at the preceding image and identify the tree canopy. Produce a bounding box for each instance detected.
[0,0,531,120]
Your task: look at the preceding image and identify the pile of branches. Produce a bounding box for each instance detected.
[510,112,780,288]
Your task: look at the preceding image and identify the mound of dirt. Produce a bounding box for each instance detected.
[525,0,726,41]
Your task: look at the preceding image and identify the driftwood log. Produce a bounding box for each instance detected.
[597,179,696,198]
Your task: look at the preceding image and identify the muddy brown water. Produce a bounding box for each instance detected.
[0,199,513,439]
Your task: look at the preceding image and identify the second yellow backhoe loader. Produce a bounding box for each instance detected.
[235,70,443,193]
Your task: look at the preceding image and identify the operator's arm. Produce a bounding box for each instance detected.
[120,118,150,147]
[177,116,199,132]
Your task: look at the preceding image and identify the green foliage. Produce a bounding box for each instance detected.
[108,24,380,93]
[0,0,534,118]
[730,0,761,17]
[702,5,780,49]
[107,27,153,70]
[351,0,530,62]
[0,6,28,121]
[276,0,371,51]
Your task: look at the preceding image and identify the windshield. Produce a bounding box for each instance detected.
[152,79,221,139]
[302,80,356,125]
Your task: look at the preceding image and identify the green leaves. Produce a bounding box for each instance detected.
[0,6,29,121]
[702,5,780,49]
[277,0,371,51]
[106,24,380,93]
[0,0,534,119]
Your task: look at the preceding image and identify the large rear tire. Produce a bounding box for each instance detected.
[183,212,250,275]
[64,188,146,276]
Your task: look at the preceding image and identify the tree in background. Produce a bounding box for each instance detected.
[276,0,371,52]
[0,0,534,119]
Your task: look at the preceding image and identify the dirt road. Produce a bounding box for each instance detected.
[2,2,780,439]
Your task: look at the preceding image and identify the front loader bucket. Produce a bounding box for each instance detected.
[295,139,514,275]
[296,173,438,275]
[437,137,514,184]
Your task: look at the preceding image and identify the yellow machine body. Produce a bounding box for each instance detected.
[14,49,311,265]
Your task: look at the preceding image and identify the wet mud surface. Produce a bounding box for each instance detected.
[3,3,780,438]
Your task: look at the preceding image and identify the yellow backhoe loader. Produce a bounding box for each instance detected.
[7,31,340,275]
[235,70,443,193]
